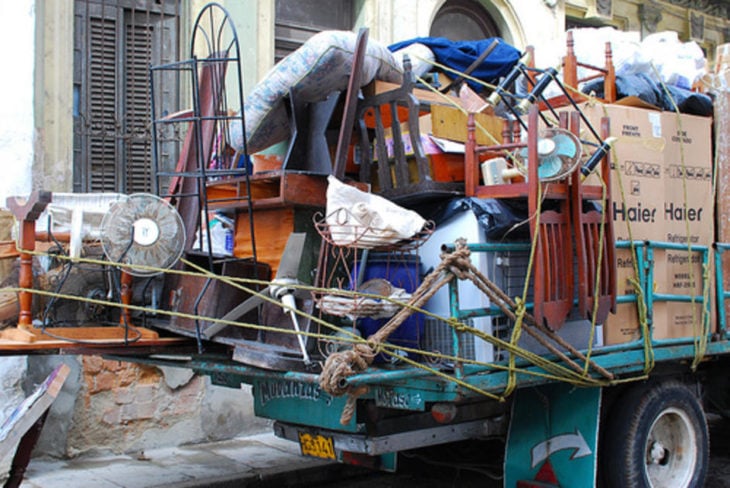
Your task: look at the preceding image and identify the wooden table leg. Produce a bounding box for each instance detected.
[6,191,52,329]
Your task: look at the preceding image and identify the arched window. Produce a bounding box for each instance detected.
[430,0,500,40]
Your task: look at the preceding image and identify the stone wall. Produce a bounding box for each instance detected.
[24,355,270,458]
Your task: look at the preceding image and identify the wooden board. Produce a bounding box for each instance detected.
[0,364,70,460]
[234,207,294,278]
[430,104,504,145]
[206,173,328,211]
[0,240,19,259]
[0,326,189,353]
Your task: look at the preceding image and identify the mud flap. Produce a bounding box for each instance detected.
[504,383,601,487]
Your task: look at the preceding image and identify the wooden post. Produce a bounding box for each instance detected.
[562,31,578,90]
[604,42,616,103]
[6,191,51,329]
[465,113,478,197]
[120,271,134,327]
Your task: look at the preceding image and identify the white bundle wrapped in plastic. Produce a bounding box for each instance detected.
[532,28,707,97]
[324,176,426,249]
[35,193,127,258]
[391,42,435,78]
[569,27,647,78]
[642,31,706,89]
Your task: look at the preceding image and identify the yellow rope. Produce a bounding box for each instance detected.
[7,249,606,391]
[14,59,706,403]
[582,173,609,376]
[598,103,655,374]
[504,181,544,396]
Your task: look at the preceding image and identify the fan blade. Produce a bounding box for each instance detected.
[204,232,307,339]
[101,194,185,277]
[538,155,563,179]
[551,133,578,158]
[276,232,307,281]
[203,289,269,338]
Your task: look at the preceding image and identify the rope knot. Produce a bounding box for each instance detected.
[451,320,469,333]
[318,341,376,397]
[513,296,526,316]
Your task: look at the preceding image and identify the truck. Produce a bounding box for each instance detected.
[2,4,728,487]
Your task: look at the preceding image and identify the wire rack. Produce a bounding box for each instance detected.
[313,209,434,251]
[311,209,433,359]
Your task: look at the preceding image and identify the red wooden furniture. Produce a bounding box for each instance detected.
[562,30,616,103]
[6,191,51,328]
[465,106,616,330]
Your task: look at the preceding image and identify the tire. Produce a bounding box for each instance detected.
[601,380,708,488]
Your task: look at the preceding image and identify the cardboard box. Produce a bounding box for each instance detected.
[651,112,713,342]
[606,246,713,344]
[603,300,643,345]
[578,103,666,241]
[575,103,714,344]
[660,111,714,244]
[652,247,714,341]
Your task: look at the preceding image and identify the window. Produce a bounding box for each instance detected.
[430,0,500,40]
[73,0,180,193]
[274,0,354,62]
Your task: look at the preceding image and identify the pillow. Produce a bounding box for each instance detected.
[233,30,403,155]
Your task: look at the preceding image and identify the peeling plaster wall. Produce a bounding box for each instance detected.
[0,0,34,474]
[0,0,34,204]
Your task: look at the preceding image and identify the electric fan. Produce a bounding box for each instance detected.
[100,193,186,277]
[515,128,583,182]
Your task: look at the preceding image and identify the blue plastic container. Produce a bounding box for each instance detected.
[355,252,423,362]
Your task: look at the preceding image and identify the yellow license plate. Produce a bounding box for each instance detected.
[298,431,336,460]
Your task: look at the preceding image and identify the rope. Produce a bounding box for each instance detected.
[12,58,715,423]
[318,236,621,424]
[318,244,469,408]
[597,102,656,375]
[2,249,610,385]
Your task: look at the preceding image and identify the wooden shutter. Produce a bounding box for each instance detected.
[84,7,119,192]
[274,0,354,62]
[123,15,153,193]
[74,0,179,194]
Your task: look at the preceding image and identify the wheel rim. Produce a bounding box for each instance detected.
[645,406,698,487]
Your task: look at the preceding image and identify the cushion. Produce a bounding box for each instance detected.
[233,31,403,154]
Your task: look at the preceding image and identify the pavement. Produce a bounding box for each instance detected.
[18,432,361,488]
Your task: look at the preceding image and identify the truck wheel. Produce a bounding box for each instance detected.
[601,380,708,488]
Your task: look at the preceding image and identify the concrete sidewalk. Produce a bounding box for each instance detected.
[20,432,351,488]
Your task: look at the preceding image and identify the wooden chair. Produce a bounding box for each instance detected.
[523,31,616,110]
[562,30,616,103]
[465,107,616,330]
[571,113,616,324]
[356,58,463,206]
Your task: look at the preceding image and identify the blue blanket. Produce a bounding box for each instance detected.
[389,37,521,92]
